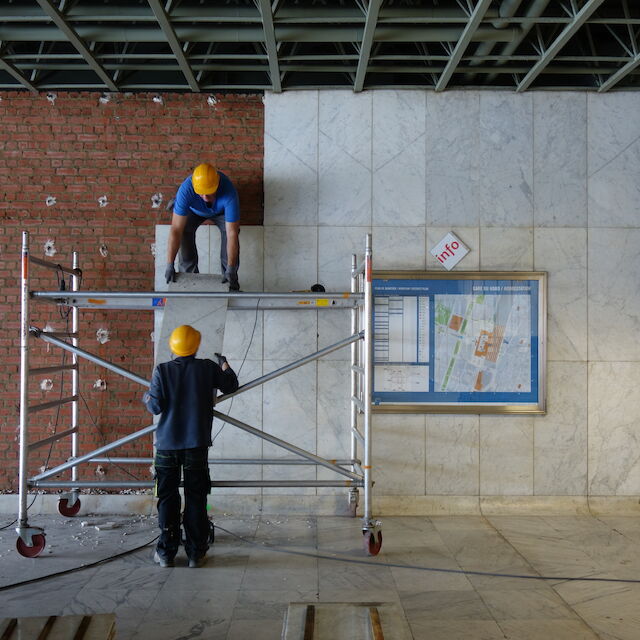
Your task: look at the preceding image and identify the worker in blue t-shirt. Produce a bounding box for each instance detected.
[165,163,240,291]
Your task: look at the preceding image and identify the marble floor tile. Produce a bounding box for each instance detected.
[407,619,506,640]
[1,513,638,640]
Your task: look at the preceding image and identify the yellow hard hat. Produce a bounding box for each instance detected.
[192,163,220,195]
[169,325,201,357]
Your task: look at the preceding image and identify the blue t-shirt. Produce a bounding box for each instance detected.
[173,170,240,223]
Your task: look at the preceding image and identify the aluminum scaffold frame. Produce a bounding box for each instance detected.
[16,231,382,557]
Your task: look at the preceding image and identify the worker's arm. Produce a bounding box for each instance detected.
[165,213,188,283]
[143,367,165,415]
[214,353,239,394]
[225,220,240,267]
[224,220,240,290]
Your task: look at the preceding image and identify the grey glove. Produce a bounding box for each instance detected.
[165,263,176,284]
[225,265,239,291]
[214,353,228,368]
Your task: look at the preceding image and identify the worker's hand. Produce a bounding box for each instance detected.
[214,352,228,369]
[225,265,239,291]
[165,263,176,284]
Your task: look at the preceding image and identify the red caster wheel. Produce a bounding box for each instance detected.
[363,530,383,556]
[58,498,81,517]
[16,533,46,558]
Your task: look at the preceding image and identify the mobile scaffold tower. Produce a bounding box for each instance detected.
[16,231,383,557]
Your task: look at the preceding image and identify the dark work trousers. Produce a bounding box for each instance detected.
[154,447,211,561]
[179,212,239,275]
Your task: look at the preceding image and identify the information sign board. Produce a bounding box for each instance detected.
[372,271,547,414]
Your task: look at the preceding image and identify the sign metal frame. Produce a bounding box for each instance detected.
[371,270,547,415]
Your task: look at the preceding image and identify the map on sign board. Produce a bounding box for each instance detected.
[372,272,546,414]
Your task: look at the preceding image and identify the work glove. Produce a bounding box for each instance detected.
[165,263,176,284]
[214,353,228,368]
[225,265,239,291]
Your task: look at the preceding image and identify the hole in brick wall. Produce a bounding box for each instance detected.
[96,328,110,344]
[99,244,109,257]
[44,240,57,257]
[93,379,107,391]
[40,379,54,392]
[151,193,163,208]
[98,195,108,208]
[45,196,57,207]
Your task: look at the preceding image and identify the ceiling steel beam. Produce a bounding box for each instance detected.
[34,0,118,91]
[147,0,199,91]
[0,25,519,44]
[257,0,281,92]
[0,54,38,92]
[435,0,493,91]
[354,0,382,92]
[515,0,606,92]
[598,53,640,92]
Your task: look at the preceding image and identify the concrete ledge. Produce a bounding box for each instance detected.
[2,493,639,517]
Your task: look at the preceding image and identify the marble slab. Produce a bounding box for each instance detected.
[479,226,533,270]
[426,91,480,227]
[373,90,426,227]
[426,415,479,496]
[533,92,587,227]
[480,416,534,495]
[588,92,640,227]
[534,362,587,496]
[588,362,640,495]
[588,228,640,361]
[155,274,227,365]
[534,228,587,361]
[479,92,533,227]
[372,414,426,495]
[319,91,372,227]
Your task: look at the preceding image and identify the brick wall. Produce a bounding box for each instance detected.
[0,91,264,491]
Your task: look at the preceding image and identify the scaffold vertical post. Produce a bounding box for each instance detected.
[349,253,359,514]
[71,251,80,489]
[362,233,373,528]
[18,231,30,527]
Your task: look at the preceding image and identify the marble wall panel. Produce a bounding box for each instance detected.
[222,308,263,363]
[588,93,640,227]
[316,361,352,495]
[318,226,370,291]
[235,226,264,292]
[426,91,480,227]
[534,228,587,361]
[480,416,534,495]
[262,360,317,494]
[318,91,372,227]
[588,362,640,495]
[373,90,426,227]
[154,225,170,291]
[426,415,479,496]
[179,224,210,274]
[533,93,587,227]
[426,227,479,270]
[212,359,263,495]
[372,226,426,270]
[263,310,317,361]
[263,226,318,291]
[264,91,318,226]
[479,227,533,270]
[264,132,318,226]
[534,362,587,496]
[372,414,426,495]
[265,91,318,169]
[588,229,640,361]
[317,312,353,362]
[479,92,533,227]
